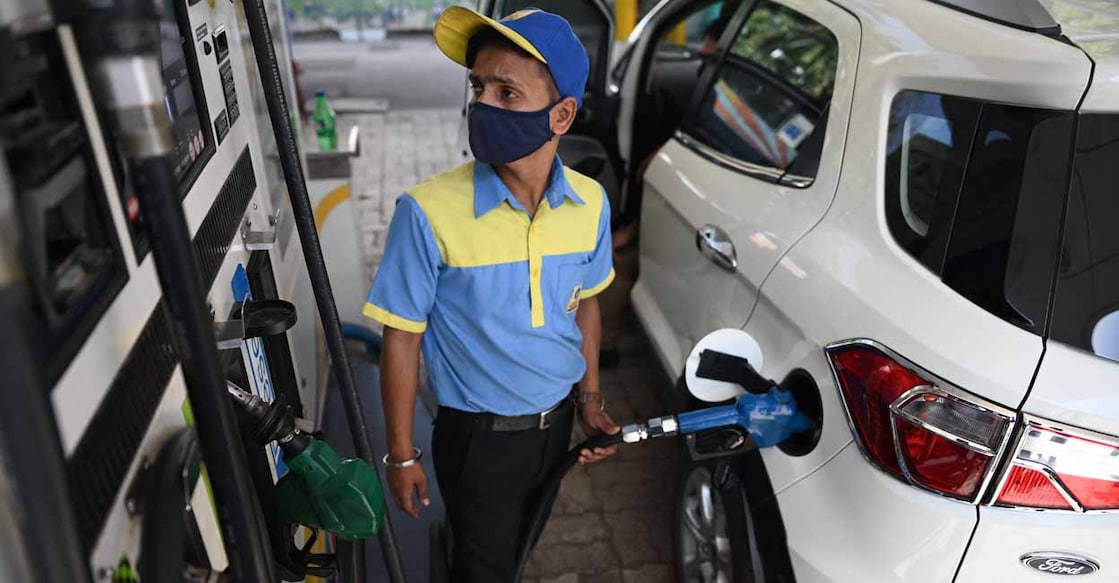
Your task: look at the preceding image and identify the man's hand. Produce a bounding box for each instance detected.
[577,407,621,464]
[386,463,430,518]
[611,219,638,263]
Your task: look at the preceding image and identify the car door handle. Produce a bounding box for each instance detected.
[695,225,737,272]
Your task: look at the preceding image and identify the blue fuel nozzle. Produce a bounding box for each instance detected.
[676,387,811,448]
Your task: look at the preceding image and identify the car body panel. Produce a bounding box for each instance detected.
[743,287,856,495]
[1023,342,1119,442]
[779,444,978,583]
[748,184,1045,489]
[1039,0,1119,112]
[671,2,1099,582]
[1078,41,1119,112]
[753,0,1092,413]
[634,0,862,374]
[838,0,1091,110]
[728,5,1091,505]
[954,506,1119,582]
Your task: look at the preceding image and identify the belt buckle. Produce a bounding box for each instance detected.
[538,410,551,430]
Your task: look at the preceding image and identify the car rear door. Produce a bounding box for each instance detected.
[954,108,1119,582]
[630,0,859,375]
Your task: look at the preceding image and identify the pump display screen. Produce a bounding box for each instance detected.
[159,0,212,189]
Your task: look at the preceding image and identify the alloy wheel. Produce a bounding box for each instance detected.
[678,465,733,583]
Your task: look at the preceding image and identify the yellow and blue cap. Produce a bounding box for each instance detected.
[434,6,590,108]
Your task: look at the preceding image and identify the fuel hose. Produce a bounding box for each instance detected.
[237,0,407,579]
[511,368,811,581]
[513,432,626,582]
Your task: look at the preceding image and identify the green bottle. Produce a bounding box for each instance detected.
[313,89,337,151]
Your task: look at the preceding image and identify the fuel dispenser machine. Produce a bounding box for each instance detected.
[0,0,403,580]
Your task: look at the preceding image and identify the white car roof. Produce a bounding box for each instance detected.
[1038,0,1119,111]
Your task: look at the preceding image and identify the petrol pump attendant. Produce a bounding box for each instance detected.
[363,7,620,582]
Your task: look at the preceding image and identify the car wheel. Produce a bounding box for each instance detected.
[675,462,741,583]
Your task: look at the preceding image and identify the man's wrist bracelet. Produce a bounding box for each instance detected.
[382,447,422,469]
[574,390,605,412]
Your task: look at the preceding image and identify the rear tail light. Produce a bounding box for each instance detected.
[995,465,1075,510]
[995,420,1119,511]
[827,342,1013,501]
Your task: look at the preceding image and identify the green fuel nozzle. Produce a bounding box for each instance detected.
[227,382,386,539]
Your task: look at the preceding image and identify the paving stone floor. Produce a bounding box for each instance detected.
[520,323,680,583]
[347,109,679,582]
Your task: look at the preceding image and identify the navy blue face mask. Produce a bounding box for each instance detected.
[468,100,560,165]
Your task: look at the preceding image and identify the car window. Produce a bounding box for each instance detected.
[683,0,838,179]
[884,91,981,272]
[885,90,1075,336]
[941,105,1074,335]
[653,1,730,59]
[728,2,836,103]
[500,0,609,94]
[1050,114,1119,362]
[643,1,736,123]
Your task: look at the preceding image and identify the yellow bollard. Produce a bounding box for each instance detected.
[615,0,638,41]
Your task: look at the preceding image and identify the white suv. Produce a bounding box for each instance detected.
[476,0,1118,581]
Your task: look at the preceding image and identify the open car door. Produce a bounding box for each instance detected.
[464,0,622,207]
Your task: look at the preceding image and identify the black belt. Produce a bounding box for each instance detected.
[438,397,573,432]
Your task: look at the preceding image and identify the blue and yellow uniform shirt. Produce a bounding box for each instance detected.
[364,155,615,416]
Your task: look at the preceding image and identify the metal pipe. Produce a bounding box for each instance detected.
[237,0,407,580]
[55,2,275,580]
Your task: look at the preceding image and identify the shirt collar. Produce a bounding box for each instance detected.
[473,154,585,218]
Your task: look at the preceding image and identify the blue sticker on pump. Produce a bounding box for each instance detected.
[232,264,251,302]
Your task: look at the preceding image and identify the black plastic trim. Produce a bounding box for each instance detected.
[928,0,1061,36]
[246,250,303,414]
[194,147,256,285]
[138,428,199,583]
[67,303,176,553]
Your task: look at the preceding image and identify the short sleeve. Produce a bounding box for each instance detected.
[363,195,442,333]
[579,186,615,299]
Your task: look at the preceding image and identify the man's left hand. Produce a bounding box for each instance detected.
[577,407,621,464]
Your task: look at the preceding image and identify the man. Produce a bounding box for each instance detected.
[363,7,620,581]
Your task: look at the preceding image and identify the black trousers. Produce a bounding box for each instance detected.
[432,401,575,583]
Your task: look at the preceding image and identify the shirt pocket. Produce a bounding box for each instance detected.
[554,255,591,316]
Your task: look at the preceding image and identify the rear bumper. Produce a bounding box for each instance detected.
[776,444,976,583]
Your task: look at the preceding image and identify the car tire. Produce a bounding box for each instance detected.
[674,456,756,583]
